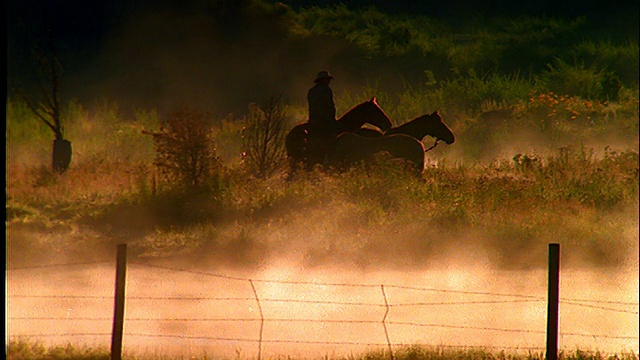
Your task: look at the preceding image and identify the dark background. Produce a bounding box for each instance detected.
[7,0,639,117]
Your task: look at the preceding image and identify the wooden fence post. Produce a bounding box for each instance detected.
[546,243,560,360]
[111,244,128,360]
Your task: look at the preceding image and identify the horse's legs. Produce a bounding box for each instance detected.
[286,157,298,181]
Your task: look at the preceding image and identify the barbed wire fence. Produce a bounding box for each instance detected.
[6,244,639,360]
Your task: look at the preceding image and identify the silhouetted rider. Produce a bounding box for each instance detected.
[306,70,338,168]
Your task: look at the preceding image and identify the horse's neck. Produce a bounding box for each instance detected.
[338,106,367,130]
[399,116,431,139]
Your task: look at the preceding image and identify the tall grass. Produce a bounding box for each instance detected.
[7,339,109,360]
[7,339,639,360]
[6,80,638,259]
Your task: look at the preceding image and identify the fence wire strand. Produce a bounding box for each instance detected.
[125,262,637,307]
[6,258,639,353]
[7,260,112,270]
[8,314,636,341]
[560,300,640,314]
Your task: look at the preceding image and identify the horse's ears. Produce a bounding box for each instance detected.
[432,110,440,115]
[369,97,377,103]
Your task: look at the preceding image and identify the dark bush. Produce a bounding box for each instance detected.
[148,110,222,189]
[242,95,288,178]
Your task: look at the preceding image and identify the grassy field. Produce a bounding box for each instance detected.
[6,1,639,357]
[6,86,638,270]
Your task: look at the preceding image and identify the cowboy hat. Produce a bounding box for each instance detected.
[314,70,334,82]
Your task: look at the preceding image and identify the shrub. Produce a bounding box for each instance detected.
[570,40,640,88]
[536,58,622,101]
[436,70,533,117]
[242,95,289,178]
[146,110,221,190]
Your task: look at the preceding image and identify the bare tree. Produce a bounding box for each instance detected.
[16,29,72,173]
[242,95,288,178]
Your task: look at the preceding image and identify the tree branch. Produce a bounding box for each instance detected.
[19,92,58,135]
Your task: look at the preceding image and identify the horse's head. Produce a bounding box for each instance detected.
[365,97,393,131]
[424,110,455,144]
[338,97,392,132]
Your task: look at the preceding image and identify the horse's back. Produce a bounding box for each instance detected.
[383,125,408,137]
[384,112,455,145]
[333,132,371,163]
[332,132,424,172]
[352,127,384,137]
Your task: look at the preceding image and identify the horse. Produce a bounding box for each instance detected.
[385,111,456,145]
[330,132,426,174]
[285,97,393,172]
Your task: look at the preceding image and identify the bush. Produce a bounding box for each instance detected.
[570,40,640,88]
[147,110,222,189]
[242,95,288,178]
[536,58,622,101]
[436,70,533,117]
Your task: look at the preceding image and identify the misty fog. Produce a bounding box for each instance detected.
[6,0,639,357]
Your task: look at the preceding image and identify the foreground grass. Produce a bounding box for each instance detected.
[6,340,639,360]
[7,340,109,360]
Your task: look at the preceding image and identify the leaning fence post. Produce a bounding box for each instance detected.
[546,243,560,360]
[111,244,128,360]
[380,285,394,360]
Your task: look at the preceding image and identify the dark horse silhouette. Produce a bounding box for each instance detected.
[285,97,392,172]
[331,133,426,174]
[385,110,455,145]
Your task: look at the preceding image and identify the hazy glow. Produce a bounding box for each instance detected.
[6,249,639,357]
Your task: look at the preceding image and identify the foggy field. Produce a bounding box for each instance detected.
[6,0,639,358]
[6,101,639,356]
[6,260,639,357]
